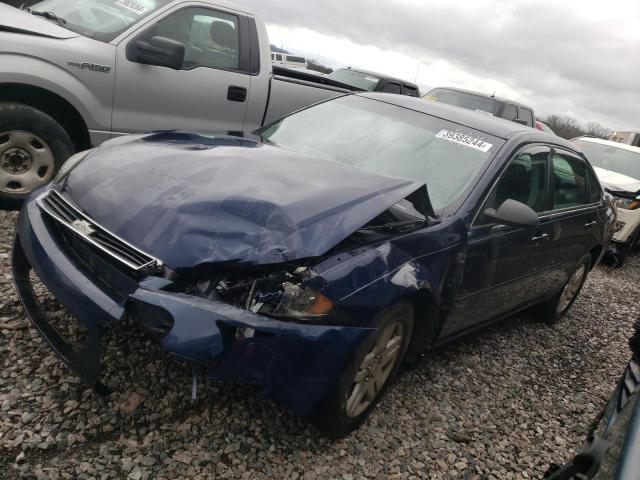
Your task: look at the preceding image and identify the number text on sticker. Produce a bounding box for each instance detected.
[435,130,493,153]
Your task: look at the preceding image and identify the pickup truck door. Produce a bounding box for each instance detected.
[112,5,257,134]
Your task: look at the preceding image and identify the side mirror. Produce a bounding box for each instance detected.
[483,199,540,227]
[135,36,185,70]
[514,118,528,126]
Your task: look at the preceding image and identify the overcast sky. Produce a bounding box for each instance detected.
[241,0,639,131]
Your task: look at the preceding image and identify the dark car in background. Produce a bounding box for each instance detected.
[546,321,640,479]
[13,93,614,438]
[424,87,536,127]
[327,68,420,96]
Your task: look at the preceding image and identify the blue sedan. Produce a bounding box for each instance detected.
[13,93,615,437]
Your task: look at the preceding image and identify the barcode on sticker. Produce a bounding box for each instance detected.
[435,130,493,152]
[115,0,148,15]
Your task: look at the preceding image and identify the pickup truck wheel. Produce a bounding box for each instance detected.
[0,103,74,210]
[310,301,414,439]
[538,254,591,325]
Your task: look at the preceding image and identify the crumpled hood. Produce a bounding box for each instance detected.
[0,4,80,39]
[60,131,427,269]
[593,166,640,195]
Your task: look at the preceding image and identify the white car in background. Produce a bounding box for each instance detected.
[270,52,308,69]
[573,137,640,264]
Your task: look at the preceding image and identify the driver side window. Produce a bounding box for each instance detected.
[141,7,240,70]
[477,150,549,225]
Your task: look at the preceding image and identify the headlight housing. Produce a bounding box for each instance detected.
[191,269,335,321]
[613,196,640,210]
[54,148,95,182]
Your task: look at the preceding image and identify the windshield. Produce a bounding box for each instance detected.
[257,95,503,211]
[574,139,640,181]
[30,0,173,42]
[327,70,381,91]
[425,88,501,116]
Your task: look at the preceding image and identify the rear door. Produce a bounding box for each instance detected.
[112,5,256,134]
[539,149,603,278]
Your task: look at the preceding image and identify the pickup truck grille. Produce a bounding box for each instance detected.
[37,190,162,272]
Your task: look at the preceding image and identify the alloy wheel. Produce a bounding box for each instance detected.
[345,321,404,418]
[556,264,587,314]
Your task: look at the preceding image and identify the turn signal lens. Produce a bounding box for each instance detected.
[310,293,335,315]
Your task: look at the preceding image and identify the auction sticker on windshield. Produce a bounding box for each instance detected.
[115,0,149,15]
[435,129,493,153]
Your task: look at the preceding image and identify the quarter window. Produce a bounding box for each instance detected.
[503,104,518,121]
[552,155,587,209]
[381,82,402,94]
[479,151,548,224]
[141,7,240,70]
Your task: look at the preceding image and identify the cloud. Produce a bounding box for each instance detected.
[241,0,640,130]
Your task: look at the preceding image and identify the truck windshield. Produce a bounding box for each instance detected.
[574,139,640,180]
[327,70,381,91]
[257,95,503,211]
[30,0,173,42]
[424,88,501,116]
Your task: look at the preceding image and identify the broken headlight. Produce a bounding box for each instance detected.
[192,269,334,321]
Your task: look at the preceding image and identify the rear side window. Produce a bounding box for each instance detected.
[403,86,419,97]
[519,108,534,126]
[276,54,283,61]
[552,154,587,209]
[381,82,402,94]
[502,104,518,121]
[479,151,549,224]
[286,56,306,63]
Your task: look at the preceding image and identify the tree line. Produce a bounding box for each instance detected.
[542,115,612,140]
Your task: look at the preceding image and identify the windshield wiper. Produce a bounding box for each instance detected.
[30,10,67,25]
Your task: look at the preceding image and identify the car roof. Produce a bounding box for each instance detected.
[425,86,533,110]
[357,92,568,147]
[574,136,640,154]
[337,68,419,88]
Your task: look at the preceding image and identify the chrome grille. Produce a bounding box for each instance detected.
[37,190,162,272]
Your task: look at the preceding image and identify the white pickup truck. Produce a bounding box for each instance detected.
[0,0,359,208]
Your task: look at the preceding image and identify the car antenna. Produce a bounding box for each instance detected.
[491,90,496,98]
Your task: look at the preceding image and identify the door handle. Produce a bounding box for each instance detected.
[531,233,550,242]
[584,220,597,229]
[227,85,247,102]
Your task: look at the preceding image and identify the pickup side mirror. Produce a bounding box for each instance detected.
[483,199,540,227]
[135,36,185,70]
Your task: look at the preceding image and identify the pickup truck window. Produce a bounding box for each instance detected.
[519,108,534,126]
[139,7,240,71]
[426,88,501,116]
[258,95,503,210]
[30,0,173,42]
[381,82,402,94]
[327,70,381,91]
[502,104,518,121]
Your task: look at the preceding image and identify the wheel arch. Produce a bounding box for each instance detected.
[0,83,90,152]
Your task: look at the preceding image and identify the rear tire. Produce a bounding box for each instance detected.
[0,103,74,210]
[310,301,414,439]
[537,254,591,325]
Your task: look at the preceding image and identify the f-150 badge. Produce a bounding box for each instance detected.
[68,61,111,73]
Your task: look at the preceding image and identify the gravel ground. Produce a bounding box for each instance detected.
[1,209,638,480]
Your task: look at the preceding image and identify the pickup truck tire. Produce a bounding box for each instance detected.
[537,254,591,325]
[310,301,414,439]
[0,103,74,210]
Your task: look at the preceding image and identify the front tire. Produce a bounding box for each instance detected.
[538,254,591,325]
[0,103,74,210]
[311,301,414,439]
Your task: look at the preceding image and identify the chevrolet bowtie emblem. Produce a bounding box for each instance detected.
[71,219,96,236]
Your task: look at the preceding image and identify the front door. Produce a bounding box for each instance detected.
[441,145,555,337]
[112,5,252,134]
